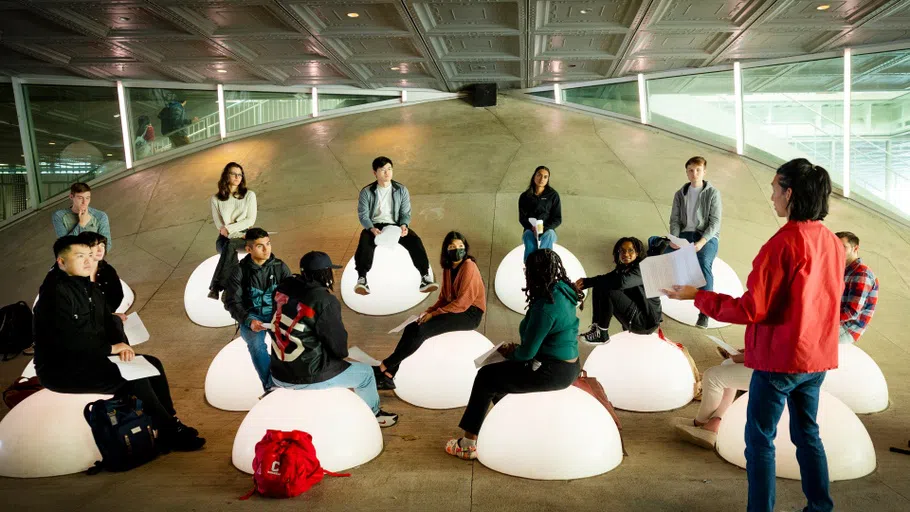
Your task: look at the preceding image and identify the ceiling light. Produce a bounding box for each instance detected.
[113,114,120,118]
[216,69,227,73]
[106,153,113,157]
[816,4,830,10]
[48,142,56,145]
[118,16,130,21]
[347,12,359,18]
[390,66,400,70]
[579,9,590,14]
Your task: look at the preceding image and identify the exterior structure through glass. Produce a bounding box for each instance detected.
[647,70,736,150]
[562,81,639,119]
[0,83,28,221]
[126,87,219,162]
[223,90,312,133]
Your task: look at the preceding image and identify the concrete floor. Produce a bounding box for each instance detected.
[1,96,909,511]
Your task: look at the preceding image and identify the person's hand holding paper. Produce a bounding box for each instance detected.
[639,244,706,298]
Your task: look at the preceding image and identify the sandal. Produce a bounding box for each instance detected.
[445,438,477,460]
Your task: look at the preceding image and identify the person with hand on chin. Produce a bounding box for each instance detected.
[664,158,841,512]
[52,182,112,253]
[34,236,204,453]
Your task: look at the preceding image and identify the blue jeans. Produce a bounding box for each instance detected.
[649,232,718,291]
[272,362,380,415]
[240,316,273,392]
[523,229,557,262]
[746,370,832,512]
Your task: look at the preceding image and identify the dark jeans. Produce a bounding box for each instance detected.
[648,232,719,291]
[354,224,430,277]
[746,370,832,512]
[39,355,178,434]
[459,358,580,435]
[383,306,484,376]
[591,286,659,334]
[210,235,246,293]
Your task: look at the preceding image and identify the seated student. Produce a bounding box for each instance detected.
[373,231,487,389]
[445,249,581,460]
[575,237,661,344]
[52,182,113,253]
[34,236,204,452]
[79,232,124,314]
[673,348,751,449]
[837,231,878,344]
[223,228,291,393]
[208,162,257,300]
[519,166,562,262]
[648,156,721,328]
[353,156,437,295]
[269,251,398,427]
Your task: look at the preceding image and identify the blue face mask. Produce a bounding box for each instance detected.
[447,248,466,262]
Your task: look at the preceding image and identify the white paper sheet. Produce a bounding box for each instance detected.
[347,346,382,367]
[666,233,691,248]
[107,355,161,381]
[388,315,420,334]
[707,335,740,357]
[123,312,150,346]
[529,217,539,241]
[375,225,402,247]
[474,342,506,368]
[640,244,707,298]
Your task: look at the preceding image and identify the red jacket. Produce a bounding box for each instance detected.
[694,220,845,373]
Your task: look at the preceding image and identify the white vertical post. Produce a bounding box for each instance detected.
[734,61,745,155]
[553,83,562,104]
[116,81,133,169]
[11,78,39,208]
[311,87,319,117]
[217,84,227,139]
[401,89,407,103]
[843,48,852,197]
[637,73,648,124]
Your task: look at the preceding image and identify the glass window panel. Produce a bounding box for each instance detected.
[0,83,28,222]
[224,90,312,133]
[562,81,639,119]
[318,93,392,114]
[742,58,845,185]
[24,84,124,202]
[850,49,910,218]
[647,71,736,149]
[529,90,554,99]
[126,87,219,162]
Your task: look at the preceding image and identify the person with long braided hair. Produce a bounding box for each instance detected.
[445,249,582,460]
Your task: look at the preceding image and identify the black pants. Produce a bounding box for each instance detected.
[383,306,484,375]
[354,224,430,277]
[591,286,659,334]
[210,235,246,293]
[40,355,178,434]
[458,358,580,435]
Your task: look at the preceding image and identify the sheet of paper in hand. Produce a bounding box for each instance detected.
[375,225,402,247]
[639,244,707,298]
[123,313,150,345]
[347,346,382,367]
[107,355,161,381]
[474,342,506,368]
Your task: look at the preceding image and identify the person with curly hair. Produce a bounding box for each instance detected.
[445,248,581,460]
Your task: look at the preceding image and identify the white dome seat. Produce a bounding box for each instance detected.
[494,244,586,315]
[716,391,876,481]
[205,337,272,411]
[340,244,431,316]
[0,389,111,478]
[822,343,889,414]
[184,253,242,328]
[232,387,382,474]
[660,257,743,328]
[476,385,623,480]
[34,278,133,314]
[393,330,494,409]
[583,331,695,412]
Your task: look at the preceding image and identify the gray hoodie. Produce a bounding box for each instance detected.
[670,181,722,241]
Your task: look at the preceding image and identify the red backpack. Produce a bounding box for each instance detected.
[240,430,350,500]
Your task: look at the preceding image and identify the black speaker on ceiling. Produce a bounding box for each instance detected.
[472,83,497,107]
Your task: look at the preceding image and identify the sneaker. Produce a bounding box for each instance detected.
[22,343,35,356]
[579,324,610,344]
[174,419,199,438]
[419,275,438,293]
[207,289,220,300]
[696,313,710,329]
[373,366,396,390]
[354,276,370,295]
[673,418,716,450]
[161,426,206,453]
[375,409,398,428]
[445,438,477,460]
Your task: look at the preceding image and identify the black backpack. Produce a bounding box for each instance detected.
[0,301,33,361]
[83,395,158,473]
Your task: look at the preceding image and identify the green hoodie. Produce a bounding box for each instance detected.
[511,280,580,362]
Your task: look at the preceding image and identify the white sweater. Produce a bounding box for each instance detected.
[211,191,257,238]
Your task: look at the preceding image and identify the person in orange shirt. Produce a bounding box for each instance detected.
[373,231,486,389]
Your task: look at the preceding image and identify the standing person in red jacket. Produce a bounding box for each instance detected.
[665,158,842,512]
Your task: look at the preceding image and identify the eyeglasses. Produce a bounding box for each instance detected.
[229,172,243,177]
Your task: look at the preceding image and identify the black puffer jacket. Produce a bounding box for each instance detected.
[34,266,124,381]
[581,262,662,327]
[518,187,562,231]
[269,276,350,385]
[223,253,291,325]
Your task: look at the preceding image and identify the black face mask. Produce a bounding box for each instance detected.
[447,248,466,262]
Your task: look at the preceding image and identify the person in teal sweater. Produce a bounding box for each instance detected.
[445,248,582,460]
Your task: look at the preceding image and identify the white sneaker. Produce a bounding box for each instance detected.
[375,409,398,428]
[354,276,370,295]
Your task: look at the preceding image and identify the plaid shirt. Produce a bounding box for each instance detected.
[841,258,878,342]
